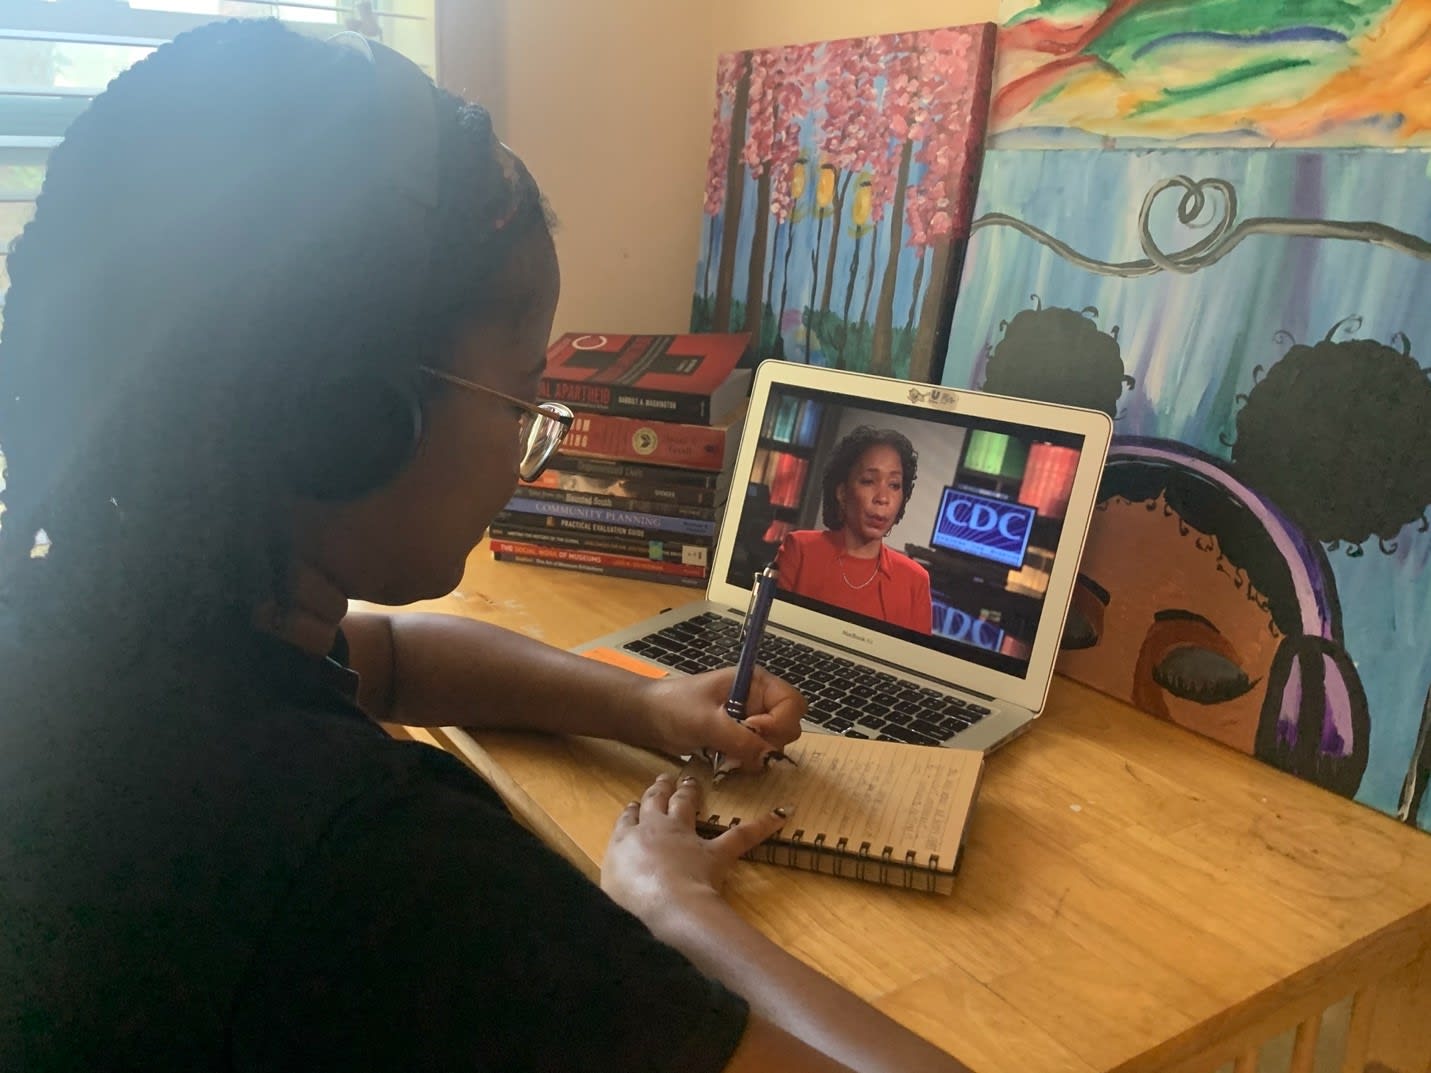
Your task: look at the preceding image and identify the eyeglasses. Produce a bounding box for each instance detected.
[420,366,574,481]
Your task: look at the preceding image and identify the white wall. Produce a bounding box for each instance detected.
[440,0,998,340]
[711,0,998,53]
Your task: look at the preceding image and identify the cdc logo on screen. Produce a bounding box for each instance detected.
[931,488,1035,568]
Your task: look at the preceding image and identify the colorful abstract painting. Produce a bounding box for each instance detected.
[692,25,996,383]
[991,0,1431,147]
[940,147,1431,829]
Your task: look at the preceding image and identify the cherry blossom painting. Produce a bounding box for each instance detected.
[692,25,997,383]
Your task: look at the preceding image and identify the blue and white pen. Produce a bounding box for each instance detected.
[710,562,791,780]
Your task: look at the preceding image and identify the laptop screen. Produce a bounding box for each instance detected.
[722,384,1087,680]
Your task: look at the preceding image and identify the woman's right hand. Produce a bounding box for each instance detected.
[601,772,790,922]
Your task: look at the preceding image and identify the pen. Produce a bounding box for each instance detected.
[711,562,792,779]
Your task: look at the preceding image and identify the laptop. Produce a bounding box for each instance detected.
[575,360,1112,754]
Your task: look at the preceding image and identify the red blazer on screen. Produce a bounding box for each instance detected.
[776,529,933,635]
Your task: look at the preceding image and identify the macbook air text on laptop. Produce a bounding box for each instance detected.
[575,361,1112,754]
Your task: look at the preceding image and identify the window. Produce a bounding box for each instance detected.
[0,0,436,317]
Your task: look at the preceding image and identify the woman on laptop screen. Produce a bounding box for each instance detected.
[778,427,934,634]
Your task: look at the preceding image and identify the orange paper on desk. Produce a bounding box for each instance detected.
[682,735,983,895]
[582,647,671,678]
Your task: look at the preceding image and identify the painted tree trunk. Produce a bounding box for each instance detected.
[870,140,913,377]
[775,219,797,360]
[909,235,953,382]
[903,247,927,340]
[818,173,854,322]
[763,219,780,324]
[702,215,718,302]
[744,169,773,341]
[837,230,866,369]
[805,211,827,363]
[859,222,879,330]
[712,58,750,332]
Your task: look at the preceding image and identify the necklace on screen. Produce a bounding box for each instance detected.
[840,549,881,590]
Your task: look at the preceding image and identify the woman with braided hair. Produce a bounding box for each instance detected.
[0,20,960,1073]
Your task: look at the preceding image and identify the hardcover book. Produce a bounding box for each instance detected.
[503,496,716,539]
[492,550,706,589]
[494,509,716,546]
[488,539,708,579]
[515,485,720,523]
[541,456,730,490]
[519,467,725,508]
[488,524,711,566]
[540,332,752,424]
[556,402,746,472]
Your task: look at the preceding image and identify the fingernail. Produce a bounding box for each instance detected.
[773,804,796,819]
[679,775,699,785]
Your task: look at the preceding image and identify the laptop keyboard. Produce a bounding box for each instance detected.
[621,611,991,746]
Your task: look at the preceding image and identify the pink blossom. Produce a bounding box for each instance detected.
[732,43,817,221]
[896,24,989,247]
[702,52,745,215]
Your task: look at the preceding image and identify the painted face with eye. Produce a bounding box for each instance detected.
[1058,493,1283,755]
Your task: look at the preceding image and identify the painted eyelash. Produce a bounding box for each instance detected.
[1153,648,1257,704]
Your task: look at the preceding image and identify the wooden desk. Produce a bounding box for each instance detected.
[379,546,1431,1073]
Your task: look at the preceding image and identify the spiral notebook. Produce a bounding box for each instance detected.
[680,733,984,894]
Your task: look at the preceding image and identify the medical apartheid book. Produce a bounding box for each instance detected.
[540,456,729,490]
[556,403,746,472]
[539,332,752,424]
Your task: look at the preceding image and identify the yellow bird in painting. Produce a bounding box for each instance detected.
[816,163,836,209]
[852,175,873,228]
[791,156,808,201]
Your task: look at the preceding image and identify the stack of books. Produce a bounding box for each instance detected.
[489,331,752,588]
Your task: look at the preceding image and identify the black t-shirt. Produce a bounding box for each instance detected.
[0,626,748,1071]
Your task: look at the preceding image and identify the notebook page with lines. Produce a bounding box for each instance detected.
[680,733,984,894]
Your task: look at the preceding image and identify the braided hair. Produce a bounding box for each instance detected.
[0,19,546,645]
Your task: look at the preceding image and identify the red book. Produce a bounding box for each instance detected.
[557,403,746,472]
[489,538,709,578]
[491,550,706,589]
[540,332,752,424]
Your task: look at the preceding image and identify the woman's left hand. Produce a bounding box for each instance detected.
[631,667,806,772]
